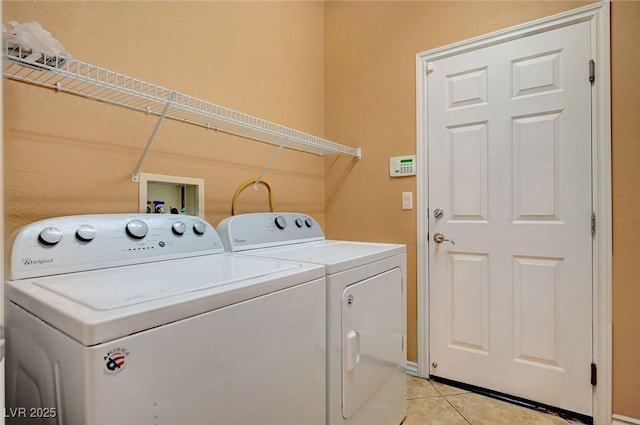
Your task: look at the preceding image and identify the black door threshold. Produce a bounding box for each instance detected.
[430,375,593,425]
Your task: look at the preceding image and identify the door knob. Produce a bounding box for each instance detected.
[433,232,455,245]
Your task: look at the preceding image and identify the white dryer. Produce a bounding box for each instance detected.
[217,212,407,425]
[5,214,326,425]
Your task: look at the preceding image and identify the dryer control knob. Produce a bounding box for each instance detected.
[193,221,206,235]
[76,225,97,242]
[39,227,63,246]
[274,216,287,230]
[295,218,304,228]
[126,219,149,239]
[172,221,187,236]
[305,218,313,228]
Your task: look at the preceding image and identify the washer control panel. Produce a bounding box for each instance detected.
[217,212,325,252]
[10,214,223,279]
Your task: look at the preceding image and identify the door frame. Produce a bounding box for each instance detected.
[415,2,611,424]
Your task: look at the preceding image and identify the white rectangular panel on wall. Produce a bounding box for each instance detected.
[139,173,205,217]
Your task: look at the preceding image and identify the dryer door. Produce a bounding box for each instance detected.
[341,267,404,419]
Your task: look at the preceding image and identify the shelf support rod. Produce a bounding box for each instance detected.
[254,143,285,189]
[131,92,175,182]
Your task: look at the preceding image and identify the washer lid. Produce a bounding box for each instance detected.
[6,253,324,346]
[240,240,406,274]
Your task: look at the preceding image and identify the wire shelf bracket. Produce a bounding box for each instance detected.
[3,45,362,181]
[131,95,174,182]
[254,143,285,189]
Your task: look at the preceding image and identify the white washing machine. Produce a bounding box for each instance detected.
[5,214,326,425]
[217,212,407,425]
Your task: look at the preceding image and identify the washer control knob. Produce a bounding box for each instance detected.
[172,221,187,236]
[126,219,149,239]
[39,227,63,246]
[305,218,313,228]
[193,221,206,235]
[76,225,97,242]
[274,216,287,230]
[295,218,304,228]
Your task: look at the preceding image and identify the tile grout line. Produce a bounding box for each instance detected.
[441,394,473,425]
[429,381,473,425]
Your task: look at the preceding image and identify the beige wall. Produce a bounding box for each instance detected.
[3,1,327,236]
[611,0,640,417]
[4,0,640,420]
[324,0,640,420]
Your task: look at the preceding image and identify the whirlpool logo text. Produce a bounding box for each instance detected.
[21,258,54,266]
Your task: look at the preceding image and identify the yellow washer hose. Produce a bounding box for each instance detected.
[231,179,275,216]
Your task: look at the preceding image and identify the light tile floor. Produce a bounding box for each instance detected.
[405,376,585,425]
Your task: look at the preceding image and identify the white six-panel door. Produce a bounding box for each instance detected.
[426,20,593,415]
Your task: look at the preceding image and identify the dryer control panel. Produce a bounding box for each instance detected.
[217,212,325,252]
[10,214,223,279]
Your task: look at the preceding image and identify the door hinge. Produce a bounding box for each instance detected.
[591,212,596,236]
[591,363,597,386]
[589,59,595,84]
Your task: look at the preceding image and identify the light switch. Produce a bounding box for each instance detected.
[402,192,413,210]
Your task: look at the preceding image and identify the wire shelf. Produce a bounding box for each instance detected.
[3,44,362,160]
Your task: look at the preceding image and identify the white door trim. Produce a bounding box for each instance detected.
[415,2,611,424]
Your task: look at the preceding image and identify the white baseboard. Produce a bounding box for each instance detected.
[406,361,418,377]
[613,414,640,425]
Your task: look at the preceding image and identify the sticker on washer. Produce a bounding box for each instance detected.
[103,348,129,375]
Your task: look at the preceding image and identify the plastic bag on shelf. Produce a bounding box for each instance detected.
[3,20,71,68]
